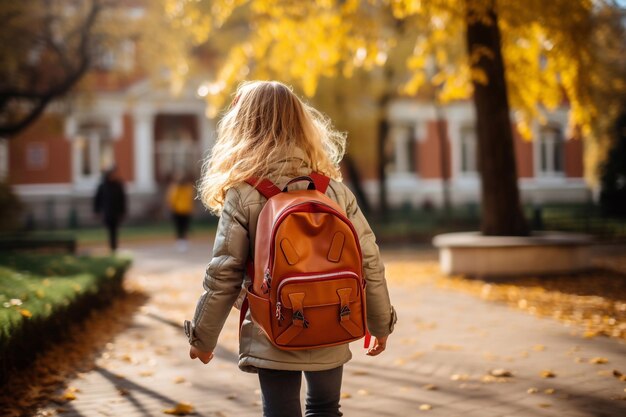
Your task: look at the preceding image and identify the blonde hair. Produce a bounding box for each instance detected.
[198,80,346,214]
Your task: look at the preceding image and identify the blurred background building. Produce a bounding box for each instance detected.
[1,80,585,225]
[0,0,601,229]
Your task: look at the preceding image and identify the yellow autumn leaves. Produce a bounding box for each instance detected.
[149,0,624,182]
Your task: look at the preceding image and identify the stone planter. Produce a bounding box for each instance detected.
[432,231,593,277]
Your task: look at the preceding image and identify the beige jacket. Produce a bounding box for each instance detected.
[187,151,397,373]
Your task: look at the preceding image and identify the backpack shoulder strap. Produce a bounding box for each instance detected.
[309,171,330,194]
[245,177,281,199]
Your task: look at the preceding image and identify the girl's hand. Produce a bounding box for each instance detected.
[366,335,388,356]
[189,346,214,364]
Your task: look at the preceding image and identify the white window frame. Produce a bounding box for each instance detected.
[71,123,114,190]
[66,113,123,191]
[459,124,479,177]
[0,140,8,180]
[537,124,565,178]
[386,123,418,178]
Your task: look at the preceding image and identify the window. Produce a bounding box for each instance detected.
[538,125,564,176]
[26,143,48,170]
[156,138,195,180]
[74,123,114,185]
[0,141,7,180]
[155,116,198,181]
[93,40,136,72]
[460,125,478,174]
[385,124,417,175]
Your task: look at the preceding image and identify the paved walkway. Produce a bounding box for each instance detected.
[36,241,626,417]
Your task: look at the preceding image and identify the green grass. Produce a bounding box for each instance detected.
[21,219,218,246]
[0,254,131,370]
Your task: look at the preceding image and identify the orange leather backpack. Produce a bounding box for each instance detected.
[240,172,369,350]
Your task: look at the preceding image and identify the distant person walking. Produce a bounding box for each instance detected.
[167,173,194,252]
[94,166,127,252]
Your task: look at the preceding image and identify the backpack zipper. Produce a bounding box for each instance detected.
[275,271,360,323]
[276,270,360,295]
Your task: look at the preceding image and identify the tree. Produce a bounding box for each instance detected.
[465,0,527,234]
[160,0,626,236]
[599,105,626,217]
[0,1,107,137]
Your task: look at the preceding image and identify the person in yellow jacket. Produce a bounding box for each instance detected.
[167,173,195,252]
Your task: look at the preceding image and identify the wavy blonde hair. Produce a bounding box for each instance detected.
[198,81,347,214]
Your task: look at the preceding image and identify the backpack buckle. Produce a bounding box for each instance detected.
[339,305,351,320]
[261,270,272,294]
[293,310,309,328]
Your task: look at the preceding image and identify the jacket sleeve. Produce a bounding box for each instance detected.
[344,187,397,338]
[186,187,249,351]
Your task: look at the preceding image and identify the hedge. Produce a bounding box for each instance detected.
[0,253,131,384]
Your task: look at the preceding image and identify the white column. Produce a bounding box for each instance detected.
[394,126,410,173]
[0,140,8,180]
[132,105,156,193]
[199,111,215,160]
[447,117,461,181]
[532,121,541,179]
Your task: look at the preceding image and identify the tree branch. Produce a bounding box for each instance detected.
[0,0,104,138]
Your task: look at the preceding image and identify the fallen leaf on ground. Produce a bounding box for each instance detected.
[489,368,513,377]
[340,392,351,399]
[52,389,77,404]
[532,345,546,351]
[419,404,432,411]
[590,357,609,364]
[422,384,438,391]
[451,374,470,381]
[544,388,556,394]
[540,370,556,378]
[139,370,154,377]
[163,402,194,416]
[173,376,186,384]
[538,403,552,408]
[527,387,539,394]
[357,389,369,396]
[116,387,129,396]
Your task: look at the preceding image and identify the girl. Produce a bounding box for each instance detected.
[186,81,397,417]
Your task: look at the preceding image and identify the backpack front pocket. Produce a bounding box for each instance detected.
[274,271,365,349]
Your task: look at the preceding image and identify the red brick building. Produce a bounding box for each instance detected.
[377,99,587,208]
[0,82,587,226]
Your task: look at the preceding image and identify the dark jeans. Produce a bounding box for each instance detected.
[105,220,119,251]
[257,366,343,417]
[172,214,191,239]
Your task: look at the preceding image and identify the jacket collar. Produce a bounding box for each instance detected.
[268,147,311,172]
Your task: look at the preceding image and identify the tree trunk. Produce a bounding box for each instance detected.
[377,108,389,218]
[465,0,529,236]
